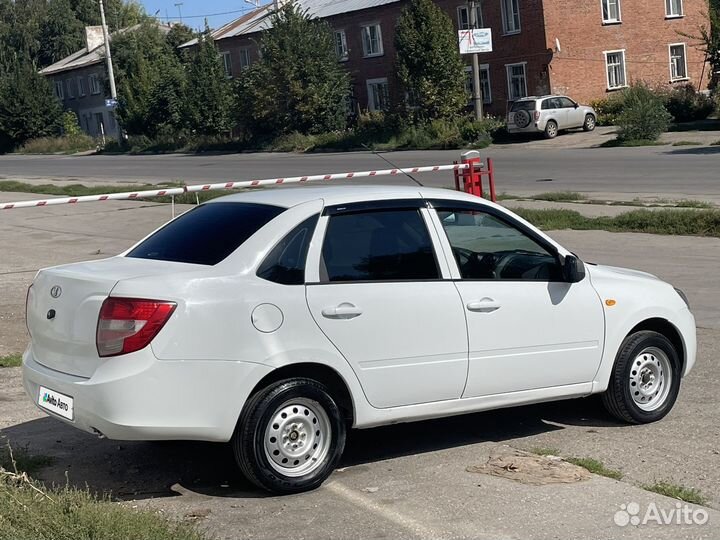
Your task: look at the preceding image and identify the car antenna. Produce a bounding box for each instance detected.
[362,144,423,187]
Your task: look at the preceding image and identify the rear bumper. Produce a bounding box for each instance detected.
[507,124,542,134]
[22,346,273,442]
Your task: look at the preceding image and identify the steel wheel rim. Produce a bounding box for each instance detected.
[263,397,332,477]
[629,347,672,411]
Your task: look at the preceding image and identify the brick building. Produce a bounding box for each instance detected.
[192,0,709,117]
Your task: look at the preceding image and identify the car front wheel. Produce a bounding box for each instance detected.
[232,378,346,494]
[583,114,596,131]
[601,330,682,424]
[544,120,558,139]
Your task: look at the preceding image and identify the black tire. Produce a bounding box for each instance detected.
[601,330,682,424]
[583,114,596,132]
[232,378,346,494]
[544,120,558,139]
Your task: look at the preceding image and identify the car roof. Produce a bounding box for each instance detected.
[207,184,494,209]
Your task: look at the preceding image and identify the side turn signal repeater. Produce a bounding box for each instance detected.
[605,299,617,307]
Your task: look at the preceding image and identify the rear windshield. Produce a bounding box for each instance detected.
[510,100,537,112]
[127,202,285,265]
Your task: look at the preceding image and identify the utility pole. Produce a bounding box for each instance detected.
[98,0,117,100]
[175,2,184,23]
[468,0,483,120]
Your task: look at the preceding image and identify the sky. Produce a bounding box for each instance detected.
[140,0,270,31]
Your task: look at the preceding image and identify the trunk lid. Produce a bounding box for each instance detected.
[27,257,198,378]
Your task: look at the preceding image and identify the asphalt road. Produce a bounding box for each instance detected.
[1,143,719,201]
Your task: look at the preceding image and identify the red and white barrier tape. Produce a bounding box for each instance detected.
[0,164,470,210]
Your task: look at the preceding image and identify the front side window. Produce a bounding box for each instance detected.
[605,50,627,89]
[669,44,687,80]
[506,63,527,100]
[258,215,318,285]
[666,0,683,16]
[367,78,389,111]
[335,30,349,61]
[601,0,621,23]
[128,202,285,266]
[436,208,562,281]
[457,4,484,29]
[320,209,439,282]
[501,0,521,34]
[558,96,576,108]
[361,24,383,56]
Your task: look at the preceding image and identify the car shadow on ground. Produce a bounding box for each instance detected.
[0,396,621,501]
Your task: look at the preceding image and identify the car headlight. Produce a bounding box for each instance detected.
[674,287,690,308]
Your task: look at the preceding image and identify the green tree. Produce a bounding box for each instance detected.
[395,0,467,122]
[184,23,233,136]
[235,3,350,137]
[39,0,84,67]
[616,83,672,141]
[0,58,62,152]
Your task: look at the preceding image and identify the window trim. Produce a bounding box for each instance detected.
[220,51,232,78]
[334,29,349,62]
[505,62,528,101]
[464,64,492,104]
[366,77,389,112]
[54,80,64,100]
[360,22,384,57]
[238,47,252,70]
[665,0,684,18]
[600,0,622,24]
[457,4,484,30]
[427,199,566,283]
[668,42,688,81]
[89,74,101,95]
[500,0,521,35]
[77,76,86,97]
[66,78,75,99]
[604,49,628,90]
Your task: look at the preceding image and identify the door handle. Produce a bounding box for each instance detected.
[321,303,363,320]
[466,298,501,313]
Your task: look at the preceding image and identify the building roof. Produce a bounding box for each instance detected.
[39,23,171,76]
[181,0,401,46]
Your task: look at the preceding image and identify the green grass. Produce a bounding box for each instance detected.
[15,135,97,155]
[511,207,720,238]
[0,354,21,368]
[531,191,586,203]
[529,447,560,457]
[599,138,669,148]
[671,141,703,146]
[0,446,53,475]
[0,469,206,540]
[565,457,623,480]
[641,481,707,505]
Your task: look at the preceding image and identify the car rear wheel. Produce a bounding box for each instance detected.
[601,331,682,424]
[232,378,346,494]
[583,114,596,132]
[544,120,558,139]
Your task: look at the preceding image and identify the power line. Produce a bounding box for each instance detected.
[157,6,258,20]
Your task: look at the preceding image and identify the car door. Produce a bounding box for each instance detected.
[428,200,604,398]
[305,200,468,409]
[560,97,584,128]
[541,98,566,129]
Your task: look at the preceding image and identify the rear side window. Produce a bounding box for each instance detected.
[321,209,439,282]
[510,100,536,112]
[127,202,285,265]
[257,215,319,285]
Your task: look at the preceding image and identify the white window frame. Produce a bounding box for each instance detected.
[220,51,232,78]
[361,23,384,57]
[669,43,688,81]
[465,64,492,104]
[665,0,683,18]
[600,0,621,24]
[505,62,527,101]
[457,4,484,30]
[366,77,389,111]
[54,80,64,99]
[500,0,521,35]
[89,74,101,95]
[335,29,349,61]
[65,78,75,99]
[77,76,86,97]
[604,49,628,90]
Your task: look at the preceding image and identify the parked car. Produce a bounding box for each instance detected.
[23,186,695,494]
[507,95,597,139]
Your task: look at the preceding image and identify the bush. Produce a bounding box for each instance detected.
[616,83,672,141]
[589,97,624,126]
[17,134,96,154]
[663,84,715,122]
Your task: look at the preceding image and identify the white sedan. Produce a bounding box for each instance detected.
[23,185,696,493]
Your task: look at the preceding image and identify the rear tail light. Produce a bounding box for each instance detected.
[533,111,541,121]
[96,297,176,357]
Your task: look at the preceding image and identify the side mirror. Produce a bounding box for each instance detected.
[574,103,579,109]
[562,254,585,283]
